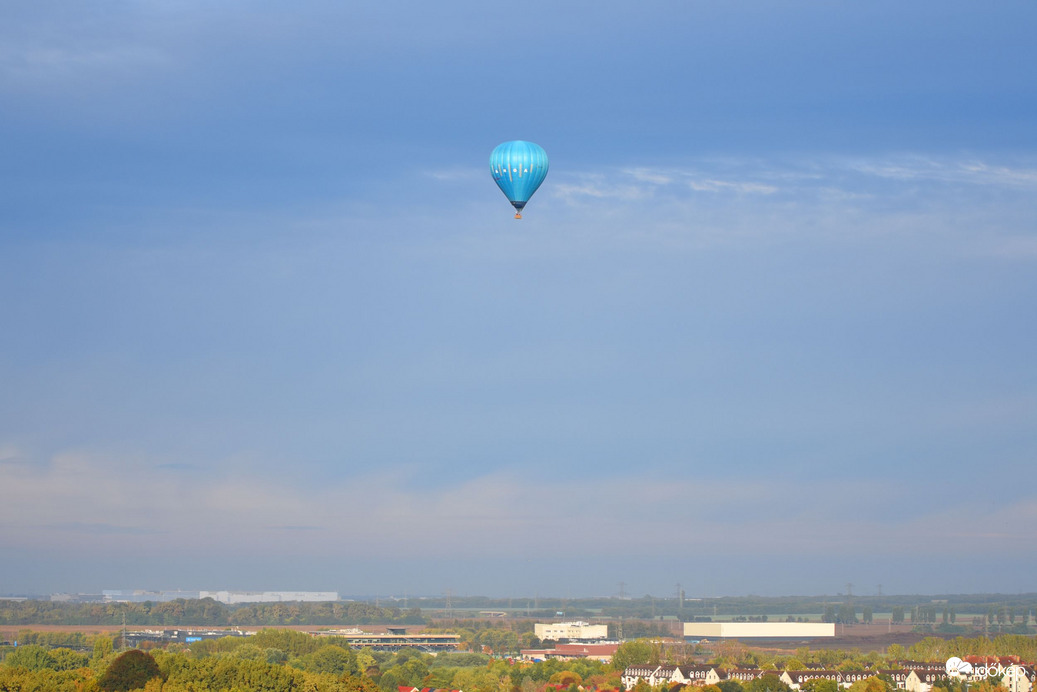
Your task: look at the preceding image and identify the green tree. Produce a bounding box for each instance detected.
[611,639,657,670]
[802,679,840,692]
[847,677,893,692]
[838,604,856,624]
[309,644,359,676]
[744,674,792,692]
[97,649,162,692]
[250,628,323,656]
[0,667,92,691]
[229,643,265,660]
[4,644,57,671]
[93,635,115,661]
[51,647,91,671]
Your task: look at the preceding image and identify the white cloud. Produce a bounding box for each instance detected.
[686,178,779,194]
[465,153,1033,259]
[624,168,673,185]
[846,157,1037,189]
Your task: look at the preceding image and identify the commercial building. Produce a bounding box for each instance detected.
[520,642,619,663]
[316,628,460,652]
[534,621,608,641]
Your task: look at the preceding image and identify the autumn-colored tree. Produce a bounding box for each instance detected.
[0,666,93,691]
[585,670,623,690]
[309,644,359,676]
[549,670,583,686]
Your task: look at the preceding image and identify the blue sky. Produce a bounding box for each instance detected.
[1,1,1035,598]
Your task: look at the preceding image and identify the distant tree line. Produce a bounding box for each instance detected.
[382,593,1037,624]
[6,593,1036,627]
[0,599,424,627]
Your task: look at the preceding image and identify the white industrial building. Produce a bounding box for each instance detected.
[683,622,835,639]
[535,621,609,641]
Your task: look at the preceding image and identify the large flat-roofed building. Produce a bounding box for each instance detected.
[535,621,609,641]
[683,622,835,639]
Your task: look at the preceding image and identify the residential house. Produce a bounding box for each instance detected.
[780,670,840,690]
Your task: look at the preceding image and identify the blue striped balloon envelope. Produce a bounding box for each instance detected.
[489,141,549,219]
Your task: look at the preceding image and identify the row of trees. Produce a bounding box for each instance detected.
[0,629,614,692]
[884,607,1033,635]
[406,593,1037,620]
[0,599,424,627]
[821,605,874,624]
[6,597,1034,631]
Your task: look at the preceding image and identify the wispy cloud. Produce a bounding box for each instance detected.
[847,157,1037,188]
[551,155,1037,204]
[477,153,1032,258]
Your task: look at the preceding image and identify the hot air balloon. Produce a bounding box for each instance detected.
[490,141,549,219]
